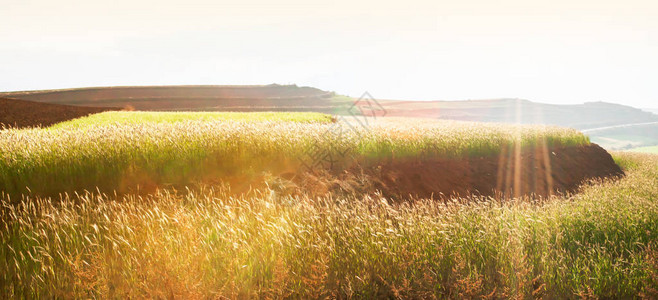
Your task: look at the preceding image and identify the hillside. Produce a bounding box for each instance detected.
[0,97,115,128]
[0,84,337,112]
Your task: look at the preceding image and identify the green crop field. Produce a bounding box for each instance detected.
[2,112,657,298]
[49,111,335,129]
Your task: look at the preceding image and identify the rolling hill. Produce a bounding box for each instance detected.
[0,84,338,112]
[377,98,658,130]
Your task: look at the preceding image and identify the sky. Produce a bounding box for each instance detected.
[1,0,657,108]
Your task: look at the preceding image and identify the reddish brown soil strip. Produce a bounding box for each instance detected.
[0,97,116,129]
[297,144,623,200]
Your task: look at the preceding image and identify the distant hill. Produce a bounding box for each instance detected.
[377,98,658,130]
[377,98,658,150]
[0,97,115,129]
[0,84,336,112]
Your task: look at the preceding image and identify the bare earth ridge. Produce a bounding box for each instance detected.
[0,97,116,129]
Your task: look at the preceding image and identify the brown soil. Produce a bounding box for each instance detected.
[0,97,116,129]
[295,143,624,200]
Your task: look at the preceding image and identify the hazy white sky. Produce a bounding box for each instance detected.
[1,0,657,107]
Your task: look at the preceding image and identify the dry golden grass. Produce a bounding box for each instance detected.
[2,112,646,298]
[1,153,656,298]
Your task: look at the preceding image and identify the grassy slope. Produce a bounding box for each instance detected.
[1,152,656,298]
[0,115,588,197]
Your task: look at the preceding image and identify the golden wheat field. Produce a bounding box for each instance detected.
[1,111,656,298]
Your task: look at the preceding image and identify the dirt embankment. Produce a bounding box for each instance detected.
[112,143,624,201]
[0,97,116,129]
[297,143,624,200]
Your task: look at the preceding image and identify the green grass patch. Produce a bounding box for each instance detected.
[50,111,335,130]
